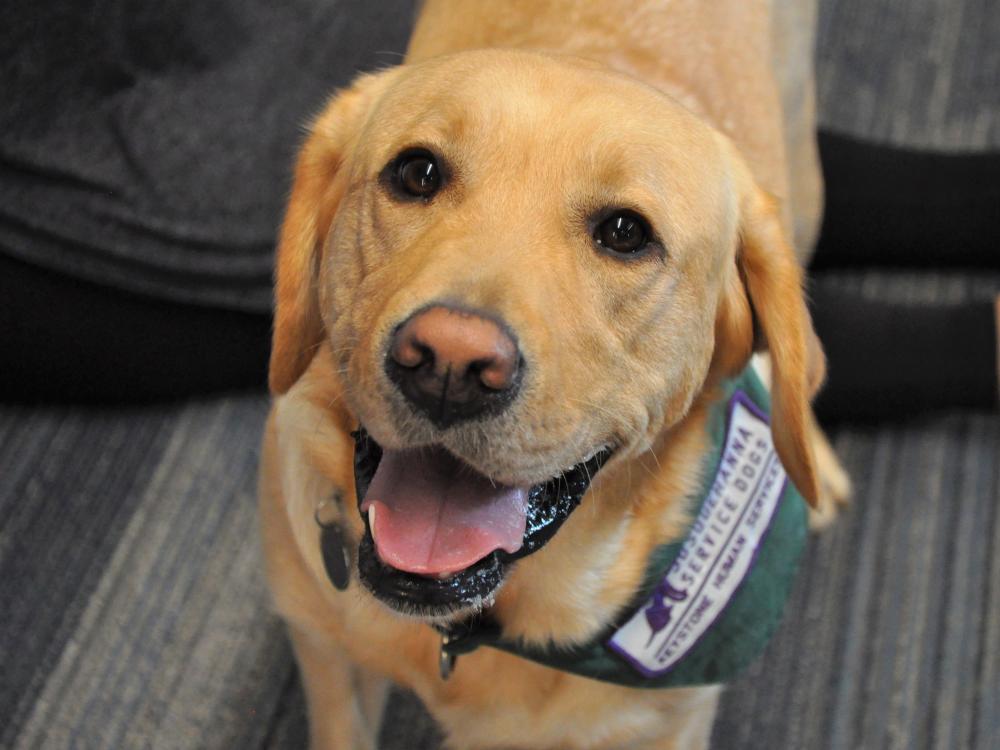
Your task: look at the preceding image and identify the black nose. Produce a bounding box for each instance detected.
[385,305,523,428]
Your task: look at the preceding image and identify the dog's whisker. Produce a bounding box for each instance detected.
[633,453,659,482]
[565,394,619,420]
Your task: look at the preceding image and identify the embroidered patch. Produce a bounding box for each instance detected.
[607,390,788,678]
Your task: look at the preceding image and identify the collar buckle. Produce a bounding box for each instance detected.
[439,634,457,679]
[434,615,502,680]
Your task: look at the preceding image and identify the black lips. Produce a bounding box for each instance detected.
[350,429,611,617]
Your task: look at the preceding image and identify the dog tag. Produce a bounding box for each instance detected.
[319,521,352,591]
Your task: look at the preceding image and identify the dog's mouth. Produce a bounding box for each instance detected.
[353,428,612,617]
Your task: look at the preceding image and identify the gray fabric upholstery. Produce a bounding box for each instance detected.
[0,398,288,749]
[2,395,998,748]
[2,0,998,312]
[712,415,1000,749]
[0,0,416,312]
[817,0,1000,150]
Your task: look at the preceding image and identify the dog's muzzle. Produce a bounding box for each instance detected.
[351,428,612,617]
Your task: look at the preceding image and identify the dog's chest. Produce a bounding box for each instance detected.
[416,651,710,749]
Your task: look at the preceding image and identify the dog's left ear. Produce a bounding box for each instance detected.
[713,159,824,506]
[269,69,398,394]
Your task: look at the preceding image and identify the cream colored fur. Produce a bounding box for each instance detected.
[260,2,850,747]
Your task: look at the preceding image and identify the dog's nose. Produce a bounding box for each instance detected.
[386,305,522,427]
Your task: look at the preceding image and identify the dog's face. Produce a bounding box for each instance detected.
[271,50,820,618]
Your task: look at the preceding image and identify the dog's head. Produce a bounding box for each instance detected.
[270,50,822,618]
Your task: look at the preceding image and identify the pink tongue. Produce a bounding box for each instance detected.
[360,446,528,576]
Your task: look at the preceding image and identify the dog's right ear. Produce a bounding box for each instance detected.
[709,146,824,507]
[269,70,397,394]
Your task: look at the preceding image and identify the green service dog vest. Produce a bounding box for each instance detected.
[439,366,808,687]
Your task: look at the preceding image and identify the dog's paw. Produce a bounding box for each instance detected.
[807,422,851,530]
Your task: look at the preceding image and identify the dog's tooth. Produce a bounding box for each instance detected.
[367,505,376,532]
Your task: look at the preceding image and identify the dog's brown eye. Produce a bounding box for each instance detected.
[594,211,649,255]
[394,151,441,199]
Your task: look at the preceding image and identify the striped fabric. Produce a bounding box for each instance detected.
[0,398,289,749]
[1,393,998,748]
[816,0,1000,150]
[713,415,1000,749]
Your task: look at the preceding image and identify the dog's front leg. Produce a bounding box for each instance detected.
[633,686,721,750]
[805,409,852,529]
[289,624,389,750]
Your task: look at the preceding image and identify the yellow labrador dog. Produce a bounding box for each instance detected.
[260,1,850,747]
